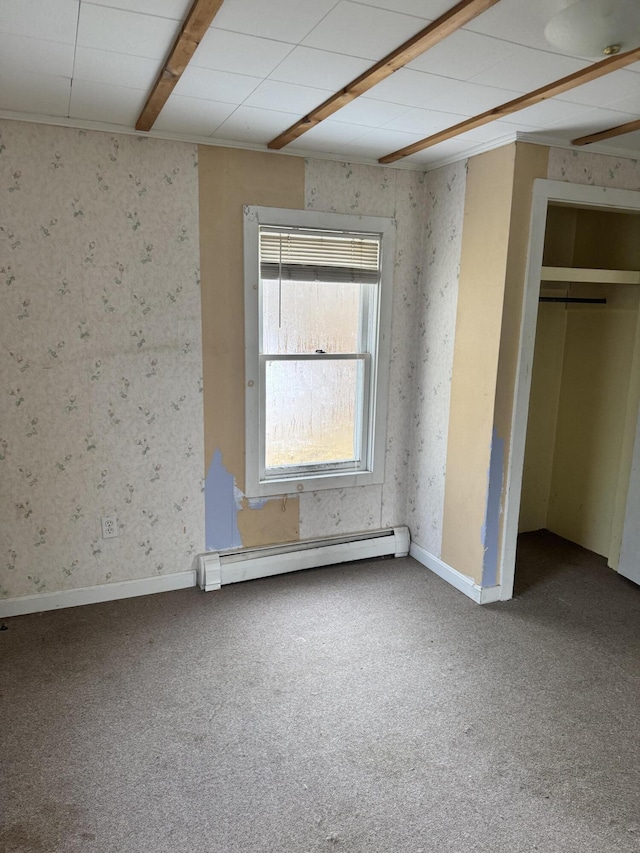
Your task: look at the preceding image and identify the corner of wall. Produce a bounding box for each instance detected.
[440,145,518,584]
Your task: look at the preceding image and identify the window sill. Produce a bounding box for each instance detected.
[245,468,384,498]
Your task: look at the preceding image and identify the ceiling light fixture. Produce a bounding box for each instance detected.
[544,0,640,57]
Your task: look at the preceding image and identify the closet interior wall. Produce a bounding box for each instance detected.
[520,205,640,569]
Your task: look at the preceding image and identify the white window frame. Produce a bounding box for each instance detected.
[243,205,396,498]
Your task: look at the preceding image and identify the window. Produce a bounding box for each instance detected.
[244,206,395,497]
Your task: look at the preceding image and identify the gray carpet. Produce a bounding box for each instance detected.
[1,530,639,853]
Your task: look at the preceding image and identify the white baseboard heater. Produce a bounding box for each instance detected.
[197,526,410,592]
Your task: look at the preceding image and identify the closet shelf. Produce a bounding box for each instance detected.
[541,266,640,285]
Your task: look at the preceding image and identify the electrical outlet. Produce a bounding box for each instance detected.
[101,516,118,539]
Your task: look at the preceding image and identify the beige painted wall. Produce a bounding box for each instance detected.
[441,143,548,584]
[199,147,304,547]
[519,304,567,532]
[440,145,517,581]
[543,206,578,267]
[572,209,640,270]
[547,289,639,557]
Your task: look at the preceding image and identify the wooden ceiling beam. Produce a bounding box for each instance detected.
[267,0,501,150]
[379,45,640,164]
[136,0,225,132]
[573,116,640,146]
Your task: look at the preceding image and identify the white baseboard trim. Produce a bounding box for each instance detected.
[478,583,502,605]
[0,570,196,619]
[409,543,501,605]
[1,533,502,617]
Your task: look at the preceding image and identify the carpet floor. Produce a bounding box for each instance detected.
[1,530,639,853]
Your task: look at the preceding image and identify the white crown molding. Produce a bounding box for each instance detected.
[0,110,640,172]
[516,130,640,162]
[2,108,637,174]
[0,108,418,171]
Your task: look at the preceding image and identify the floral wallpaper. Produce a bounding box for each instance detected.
[406,159,467,558]
[300,159,426,539]
[548,147,640,189]
[0,120,203,600]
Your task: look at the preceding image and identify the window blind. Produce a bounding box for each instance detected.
[260,227,381,284]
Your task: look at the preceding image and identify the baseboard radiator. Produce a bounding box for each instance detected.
[197,526,410,592]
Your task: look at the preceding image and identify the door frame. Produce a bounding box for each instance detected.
[500,178,640,600]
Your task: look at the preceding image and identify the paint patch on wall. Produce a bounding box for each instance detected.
[205,449,242,551]
[482,428,504,587]
[246,497,269,509]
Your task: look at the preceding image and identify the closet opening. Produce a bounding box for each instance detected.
[502,180,640,599]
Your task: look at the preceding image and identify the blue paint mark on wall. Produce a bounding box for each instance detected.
[204,449,242,551]
[247,497,269,509]
[482,428,504,587]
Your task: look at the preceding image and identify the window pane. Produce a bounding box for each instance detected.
[265,359,363,469]
[262,279,362,354]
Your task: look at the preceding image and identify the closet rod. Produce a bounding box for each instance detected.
[539,296,607,304]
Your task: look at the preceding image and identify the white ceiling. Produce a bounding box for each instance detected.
[1,0,639,169]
